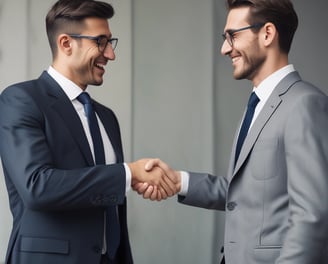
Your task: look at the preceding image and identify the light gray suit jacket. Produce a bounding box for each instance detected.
[179,72,328,264]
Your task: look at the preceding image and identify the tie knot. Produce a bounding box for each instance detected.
[248,92,260,108]
[77,92,92,105]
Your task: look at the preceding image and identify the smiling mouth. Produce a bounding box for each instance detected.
[231,56,241,64]
[95,63,105,70]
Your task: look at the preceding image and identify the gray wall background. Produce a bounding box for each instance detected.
[0,0,327,263]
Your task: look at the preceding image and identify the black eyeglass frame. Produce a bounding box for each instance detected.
[222,23,265,47]
[68,34,118,52]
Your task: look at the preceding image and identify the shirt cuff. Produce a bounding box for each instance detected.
[178,171,190,196]
[123,163,131,194]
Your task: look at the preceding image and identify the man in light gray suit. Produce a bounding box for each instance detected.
[134,0,328,263]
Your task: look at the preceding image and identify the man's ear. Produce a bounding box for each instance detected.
[261,22,278,48]
[57,34,73,55]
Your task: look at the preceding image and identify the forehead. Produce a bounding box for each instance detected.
[224,6,251,30]
[82,17,111,35]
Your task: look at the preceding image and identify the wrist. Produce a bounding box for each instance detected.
[175,171,182,193]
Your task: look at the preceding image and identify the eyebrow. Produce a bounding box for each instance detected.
[97,34,113,39]
[223,25,248,33]
[223,23,265,34]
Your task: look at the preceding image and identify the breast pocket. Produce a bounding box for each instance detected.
[250,138,285,180]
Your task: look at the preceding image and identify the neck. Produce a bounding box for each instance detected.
[252,53,288,87]
[51,62,87,91]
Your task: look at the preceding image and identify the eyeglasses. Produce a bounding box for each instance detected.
[68,34,118,52]
[222,23,265,47]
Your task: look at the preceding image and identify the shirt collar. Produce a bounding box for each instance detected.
[47,66,85,101]
[254,64,295,102]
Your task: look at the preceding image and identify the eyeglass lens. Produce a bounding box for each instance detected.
[98,37,117,52]
[223,32,233,46]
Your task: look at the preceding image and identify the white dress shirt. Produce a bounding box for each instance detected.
[179,64,296,196]
[251,64,295,129]
[47,66,131,192]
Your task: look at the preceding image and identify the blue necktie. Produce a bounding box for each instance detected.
[77,92,105,164]
[235,92,260,166]
[77,92,120,259]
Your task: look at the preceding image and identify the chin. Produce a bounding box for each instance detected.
[233,68,252,80]
[233,72,244,80]
[92,80,104,86]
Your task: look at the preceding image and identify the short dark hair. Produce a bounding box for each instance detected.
[226,0,298,54]
[46,0,114,58]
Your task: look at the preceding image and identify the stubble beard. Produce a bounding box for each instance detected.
[233,54,265,81]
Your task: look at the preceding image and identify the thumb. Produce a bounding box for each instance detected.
[144,158,160,171]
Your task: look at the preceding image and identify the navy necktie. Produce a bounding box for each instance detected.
[77,92,105,164]
[77,92,120,259]
[235,92,260,166]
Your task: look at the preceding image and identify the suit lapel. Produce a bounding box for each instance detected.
[231,71,302,178]
[40,72,95,166]
[233,95,281,174]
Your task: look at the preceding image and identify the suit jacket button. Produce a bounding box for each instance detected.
[109,195,117,203]
[227,201,237,211]
[93,245,101,253]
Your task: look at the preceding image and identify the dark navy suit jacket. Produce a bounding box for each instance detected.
[0,71,133,264]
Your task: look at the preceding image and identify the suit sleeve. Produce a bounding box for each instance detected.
[178,172,228,211]
[277,93,328,263]
[0,85,126,211]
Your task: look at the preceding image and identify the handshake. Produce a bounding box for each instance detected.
[128,159,181,201]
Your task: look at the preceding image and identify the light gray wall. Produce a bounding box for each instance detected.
[129,0,218,263]
[0,0,327,263]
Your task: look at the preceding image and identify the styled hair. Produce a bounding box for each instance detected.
[226,0,298,54]
[46,0,114,57]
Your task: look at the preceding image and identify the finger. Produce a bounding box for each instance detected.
[150,186,158,201]
[158,187,168,200]
[152,186,165,201]
[144,158,161,171]
[155,167,177,196]
[162,172,179,196]
[143,185,154,199]
[156,190,166,202]
[161,164,179,184]
[131,181,144,189]
[133,182,149,194]
[159,176,174,197]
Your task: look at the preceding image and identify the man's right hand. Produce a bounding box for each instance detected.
[129,159,181,201]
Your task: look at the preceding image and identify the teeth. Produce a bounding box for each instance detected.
[232,57,240,63]
[96,64,105,69]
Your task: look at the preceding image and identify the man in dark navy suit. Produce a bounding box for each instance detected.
[0,1,177,263]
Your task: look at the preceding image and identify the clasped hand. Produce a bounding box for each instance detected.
[128,159,181,201]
